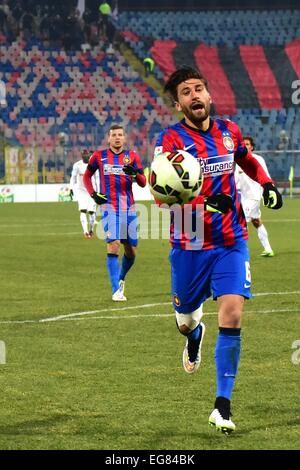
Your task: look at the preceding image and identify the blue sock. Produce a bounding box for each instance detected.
[107,254,119,294]
[187,323,203,362]
[215,328,241,400]
[119,255,135,281]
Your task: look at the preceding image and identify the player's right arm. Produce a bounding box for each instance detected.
[70,162,78,189]
[69,162,79,198]
[83,152,107,205]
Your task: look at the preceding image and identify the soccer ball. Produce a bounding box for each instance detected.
[149,150,202,205]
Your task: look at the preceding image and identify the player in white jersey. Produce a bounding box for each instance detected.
[70,150,98,239]
[235,137,274,257]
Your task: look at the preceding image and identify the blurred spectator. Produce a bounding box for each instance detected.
[63,12,84,50]
[1,0,120,51]
[20,10,36,41]
[99,1,111,17]
[10,0,22,22]
[278,129,289,150]
[143,55,155,77]
[98,1,111,37]
[39,11,51,40]
[0,7,7,32]
[83,7,93,25]
[49,14,64,47]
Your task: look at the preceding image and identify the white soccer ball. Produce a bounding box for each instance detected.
[149,150,203,205]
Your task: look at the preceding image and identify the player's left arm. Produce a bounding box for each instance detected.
[234,127,283,209]
[123,151,147,187]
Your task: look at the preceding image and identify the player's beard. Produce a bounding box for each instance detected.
[182,101,210,127]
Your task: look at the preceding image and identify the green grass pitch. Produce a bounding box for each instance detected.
[0,199,299,450]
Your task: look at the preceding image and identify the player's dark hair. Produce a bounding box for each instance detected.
[109,124,124,133]
[244,136,255,150]
[164,66,209,102]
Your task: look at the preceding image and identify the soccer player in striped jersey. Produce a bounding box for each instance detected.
[70,149,98,239]
[235,136,274,257]
[156,67,282,434]
[83,124,146,301]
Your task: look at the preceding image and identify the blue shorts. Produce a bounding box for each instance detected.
[101,209,138,246]
[170,240,252,313]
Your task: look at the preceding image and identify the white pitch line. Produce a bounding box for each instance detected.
[0,232,82,237]
[0,222,77,227]
[253,291,300,297]
[0,307,299,326]
[51,307,300,322]
[0,291,299,325]
[40,290,300,322]
[39,302,172,322]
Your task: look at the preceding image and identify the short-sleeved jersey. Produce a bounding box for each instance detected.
[155,118,250,250]
[235,153,270,201]
[70,160,98,192]
[88,149,144,212]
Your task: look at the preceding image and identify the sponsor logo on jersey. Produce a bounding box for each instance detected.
[103,164,125,175]
[173,294,181,306]
[223,136,234,151]
[200,153,234,177]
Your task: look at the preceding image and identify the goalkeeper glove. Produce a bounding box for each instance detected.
[262,183,283,209]
[91,191,107,205]
[123,164,143,177]
[69,189,74,200]
[204,194,234,214]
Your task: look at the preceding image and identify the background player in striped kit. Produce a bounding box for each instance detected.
[70,149,98,239]
[156,66,282,434]
[235,136,274,257]
[84,124,146,301]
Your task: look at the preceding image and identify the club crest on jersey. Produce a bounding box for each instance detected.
[223,136,234,151]
[173,294,181,307]
[123,155,130,165]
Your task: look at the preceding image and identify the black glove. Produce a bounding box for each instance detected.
[262,183,283,209]
[123,164,138,176]
[204,194,234,214]
[91,191,107,205]
[69,189,74,200]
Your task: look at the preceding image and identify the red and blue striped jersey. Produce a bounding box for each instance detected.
[155,118,272,250]
[87,148,145,212]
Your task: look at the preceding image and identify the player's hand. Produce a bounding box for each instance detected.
[204,194,234,214]
[123,164,138,176]
[69,189,74,200]
[91,191,107,205]
[262,183,283,209]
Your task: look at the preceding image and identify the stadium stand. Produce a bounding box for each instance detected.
[1,1,300,185]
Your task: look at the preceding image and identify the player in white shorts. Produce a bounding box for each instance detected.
[70,150,98,239]
[235,136,274,257]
